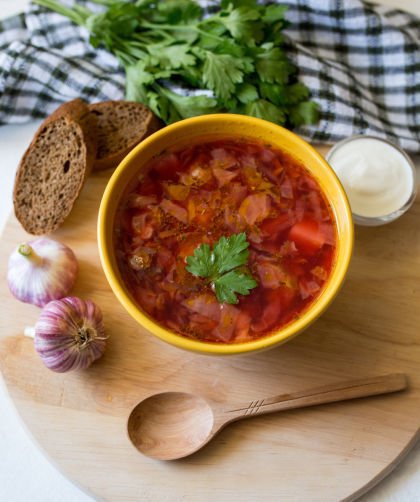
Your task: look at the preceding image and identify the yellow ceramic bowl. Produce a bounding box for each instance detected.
[98,114,353,356]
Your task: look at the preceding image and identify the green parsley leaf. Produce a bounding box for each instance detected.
[286,82,311,104]
[156,85,220,120]
[125,62,153,105]
[213,233,250,274]
[146,91,166,119]
[218,7,263,46]
[254,47,295,84]
[200,22,228,39]
[202,52,245,102]
[224,96,238,109]
[186,232,258,304]
[177,66,202,86]
[135,0,154,8]
[288,100,319,127]
[167,103,184,124]
[126,61,154,87]
[186,242,216,278]
[89,2,139,40]
[221,0,259,9]
[85,13,111,38]
[246,98,286,126]
[263,24,287,46]
[169,29,199,44]
[213,281,238,304]
[259,82,288,106]
[125,80,150,106]
[89,35,101,49]
[156,0,201,25]
[236,82,259,104]
[196,22,228,50]
[213,39,245,57]
[214,269,258,296]
[241,57,255,74]
[191,45,207,61]
[146,90,182,124]
[147,43,196,70]
[261,5,289,24]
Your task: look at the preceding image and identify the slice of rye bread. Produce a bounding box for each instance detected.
[13,98,98,235]
[88,101,163,171]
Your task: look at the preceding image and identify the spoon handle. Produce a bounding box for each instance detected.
[219,373,407,421]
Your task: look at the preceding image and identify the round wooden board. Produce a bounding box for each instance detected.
[1,155,420,502]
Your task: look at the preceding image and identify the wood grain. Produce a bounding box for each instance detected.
[218,373,408,418]
[126,374,407,460]
[1,149,420,501]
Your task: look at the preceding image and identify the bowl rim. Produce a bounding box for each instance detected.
[98,114,353,355]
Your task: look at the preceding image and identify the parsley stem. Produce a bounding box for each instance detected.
[194,28,225,42]
[88,0,114,5]
[126,40,148,49]
[33,0,86,25]
[125,45,148,59]
[139,21,189,30]
[138,21,225,42]
[115,50,136,68]
[72,3,92,17]
[196,17,219,26]
[141,30,176,43]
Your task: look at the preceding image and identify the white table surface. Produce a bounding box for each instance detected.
[2,0,420,501]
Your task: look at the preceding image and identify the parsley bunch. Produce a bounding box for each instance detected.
[34,0,319,127]
[186,233,257,304]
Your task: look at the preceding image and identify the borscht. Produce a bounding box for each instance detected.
[114,136,337,344]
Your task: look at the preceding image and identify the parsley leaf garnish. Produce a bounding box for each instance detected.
[186,233,258,304]
[34,0,319,128]
[214,270,259,304]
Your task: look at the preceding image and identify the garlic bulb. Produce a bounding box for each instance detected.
[8,239,78,308]
[27,297,106,373]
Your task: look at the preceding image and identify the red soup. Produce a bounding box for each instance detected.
[114,136,337,344]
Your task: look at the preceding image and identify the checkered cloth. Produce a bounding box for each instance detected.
[1,0,420,151]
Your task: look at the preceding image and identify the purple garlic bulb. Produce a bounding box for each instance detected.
[8,239,78,308]
[32,297,106,372]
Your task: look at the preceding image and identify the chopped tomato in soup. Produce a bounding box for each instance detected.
[114,137,337,345]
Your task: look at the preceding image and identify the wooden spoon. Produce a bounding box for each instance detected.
[127,373,406,461]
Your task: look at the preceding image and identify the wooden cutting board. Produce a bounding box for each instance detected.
[1,148,420,502]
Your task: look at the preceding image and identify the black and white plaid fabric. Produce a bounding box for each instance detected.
[0,0,420,151]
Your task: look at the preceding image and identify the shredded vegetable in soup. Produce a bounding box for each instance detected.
[114,136,337,344]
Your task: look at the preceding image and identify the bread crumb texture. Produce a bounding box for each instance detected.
[91,102,152,158]
[14,117,86,235]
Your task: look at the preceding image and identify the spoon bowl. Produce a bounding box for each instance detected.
[127,373,407,461]
[127,392,215,460]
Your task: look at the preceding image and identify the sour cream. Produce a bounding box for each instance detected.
[327,138,414,218]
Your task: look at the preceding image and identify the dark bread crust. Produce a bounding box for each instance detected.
[13,98,98,235]
[88,101,163,171]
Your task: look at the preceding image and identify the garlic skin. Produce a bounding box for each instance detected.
[34,297,106,373]
[7,239,78,308]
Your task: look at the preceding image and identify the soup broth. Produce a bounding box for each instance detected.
[114,136,337,344]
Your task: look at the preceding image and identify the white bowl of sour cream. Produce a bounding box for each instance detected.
[326,136,417,226]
